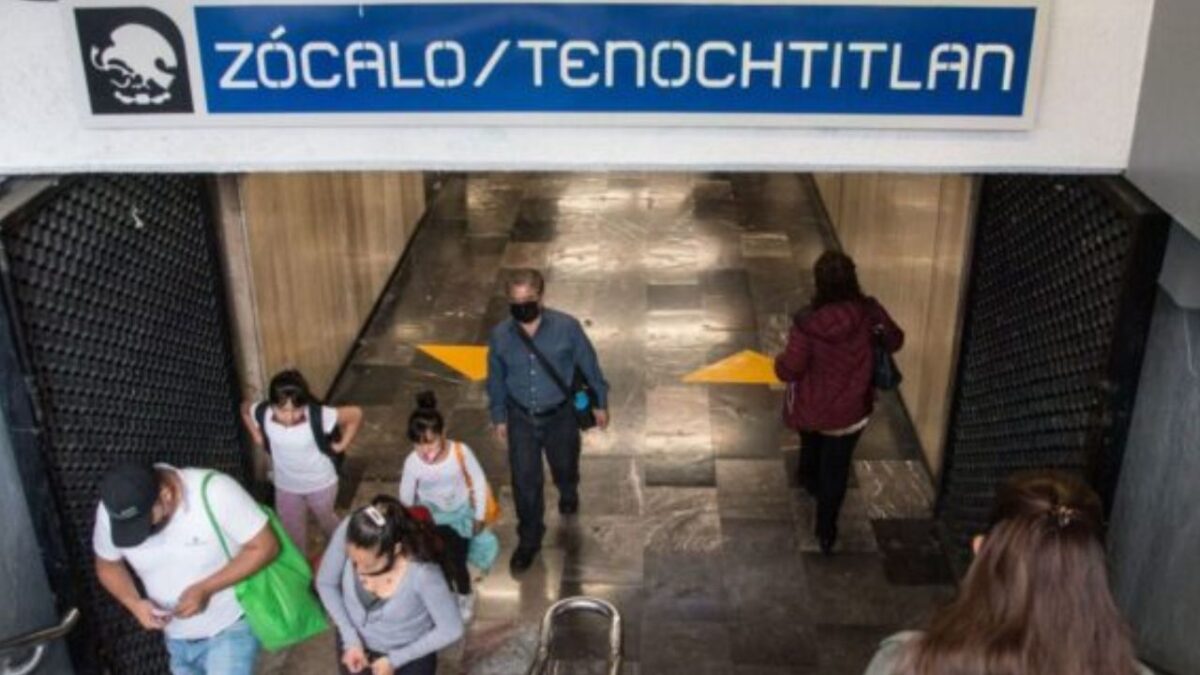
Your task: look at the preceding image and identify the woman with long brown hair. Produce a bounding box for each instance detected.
[864,471,1151,675]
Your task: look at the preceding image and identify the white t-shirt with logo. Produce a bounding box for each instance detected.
[260,404,339,494]
[92,466,269,640]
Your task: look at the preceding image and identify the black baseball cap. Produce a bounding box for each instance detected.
[99,462,160,548]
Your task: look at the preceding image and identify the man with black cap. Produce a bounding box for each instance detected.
[93,462,278,674]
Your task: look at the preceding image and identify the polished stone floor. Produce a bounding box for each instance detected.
[262,173,955,674]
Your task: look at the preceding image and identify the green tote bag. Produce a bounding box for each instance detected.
[201,472,329,651]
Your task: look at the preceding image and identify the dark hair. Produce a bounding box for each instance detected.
[811,251,864,309]
[346,495,442,574]
[407,391,444,443]
[898,471,1139,675]
[506,268,545,296]
[267,369,316,408]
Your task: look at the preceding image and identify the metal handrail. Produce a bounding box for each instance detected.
[527,596,622,675]
[0,608,79,675]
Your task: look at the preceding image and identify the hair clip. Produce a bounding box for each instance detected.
[363,505,386,527]
[1051,504,1076,528]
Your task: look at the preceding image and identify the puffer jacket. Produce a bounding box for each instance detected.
[774,297,903,432]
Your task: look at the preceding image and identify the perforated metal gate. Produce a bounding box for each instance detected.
[937,175,1168,569]
[0,175,247,674]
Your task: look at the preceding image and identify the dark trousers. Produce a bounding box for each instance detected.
[336,641,437,675]
[434,524,471,594]
[508,402,581,550]
[799,430,864,539]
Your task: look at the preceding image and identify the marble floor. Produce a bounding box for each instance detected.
[261,173,956,674]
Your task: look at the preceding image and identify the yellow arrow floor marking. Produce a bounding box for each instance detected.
[683,350,780,385]
[417,344,776,385]
[417,344,489,381]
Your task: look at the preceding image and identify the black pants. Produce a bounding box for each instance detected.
[435,524,471,594]
[336,641,437,675]
[799,430,864,539]
[508,402,581,550]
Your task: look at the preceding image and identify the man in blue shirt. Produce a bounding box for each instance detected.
[487,269,609,574]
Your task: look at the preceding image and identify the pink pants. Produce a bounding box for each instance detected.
[275,483,340,553]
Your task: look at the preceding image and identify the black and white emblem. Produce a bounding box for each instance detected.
[75,7,194,114]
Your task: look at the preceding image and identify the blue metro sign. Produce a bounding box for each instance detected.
[70,1,1051,129]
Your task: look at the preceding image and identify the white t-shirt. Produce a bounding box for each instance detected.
[93,466,269,640]
[260,404,339,494]
[398,442,489,522]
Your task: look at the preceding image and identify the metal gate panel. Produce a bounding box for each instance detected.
[0,175,246,674]
[938,175,1168,569]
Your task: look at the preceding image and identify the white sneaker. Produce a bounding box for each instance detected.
[457,592,475,623]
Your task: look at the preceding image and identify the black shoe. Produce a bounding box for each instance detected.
[510,547,539,575]
[818,532,836,555]
[558,499,579,515]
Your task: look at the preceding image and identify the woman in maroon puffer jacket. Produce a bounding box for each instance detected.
[775,251,903,554]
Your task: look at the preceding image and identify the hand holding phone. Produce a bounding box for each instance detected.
[131,600,172,630]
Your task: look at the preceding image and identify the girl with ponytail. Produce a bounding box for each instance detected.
[316,495,463,675]
[398,391,500,623]
[240,369,364,558]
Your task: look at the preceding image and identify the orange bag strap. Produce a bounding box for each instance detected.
[452,441,479,514]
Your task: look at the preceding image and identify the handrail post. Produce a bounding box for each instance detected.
[0,608,79,675]
[526,596,623,675]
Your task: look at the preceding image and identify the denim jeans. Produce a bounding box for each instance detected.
[507,402,580,550]
[165,618,259,675]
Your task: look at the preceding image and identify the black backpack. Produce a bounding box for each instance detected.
[253,402,345,471]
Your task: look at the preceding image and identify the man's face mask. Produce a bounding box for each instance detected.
[510,301,541,324]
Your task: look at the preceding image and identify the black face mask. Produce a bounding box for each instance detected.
[510,301,541,324]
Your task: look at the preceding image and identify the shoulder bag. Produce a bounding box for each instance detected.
[513,326,599,430]
[869,305,903,390]
[452,441,502,526]
[200,472,329,651]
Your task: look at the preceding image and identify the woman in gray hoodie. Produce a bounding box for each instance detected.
[317,496,463,675]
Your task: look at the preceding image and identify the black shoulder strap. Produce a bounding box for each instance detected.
[252,402,271,455]
[865,297,887,329]
[308,403,334,457]
[513,324,572,400]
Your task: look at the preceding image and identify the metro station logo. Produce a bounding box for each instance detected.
[75,7,194,114]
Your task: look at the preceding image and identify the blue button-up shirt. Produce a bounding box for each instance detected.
[486,308,609,424]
